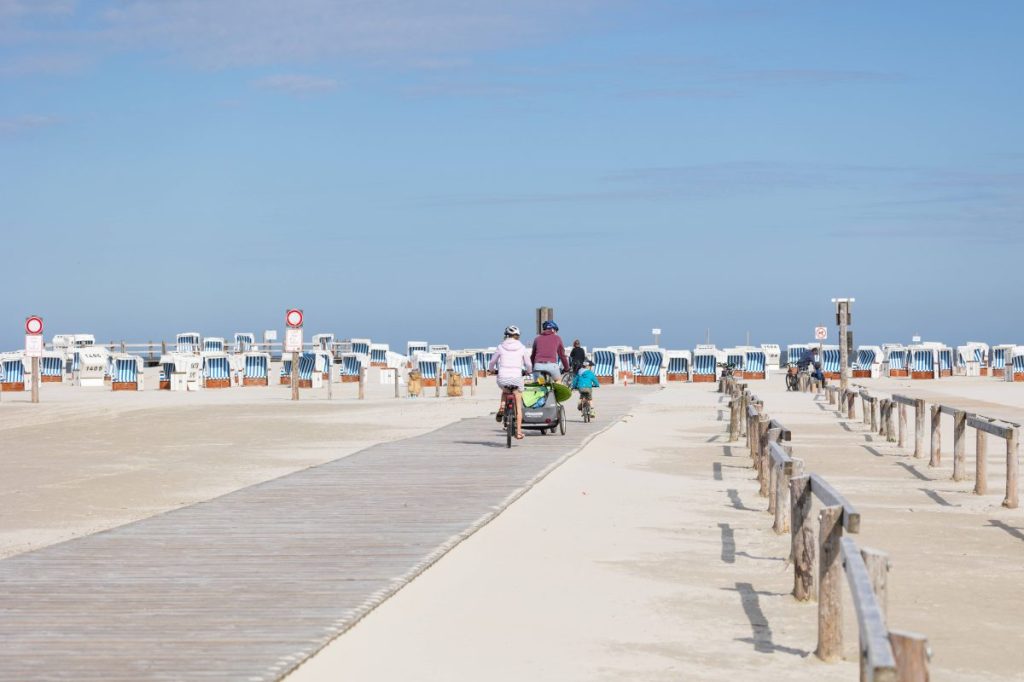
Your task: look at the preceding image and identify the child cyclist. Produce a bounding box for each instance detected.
[573,360,601,419]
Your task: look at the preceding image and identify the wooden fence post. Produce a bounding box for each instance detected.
[914,399,925,459]
[1003,427,1019,509]
[870,398,878,433]
[757,419,771,497]
[929,405,941,468]
[886,401,896,443]
[816,505,844,662]
[728,398,740,441]
[791,476,815,601]
[860,546,891,682]
[847,391,857,420]
[952,410,966,482]
[889,630,930,682]
[975,430,987,495]
[775,457,802,535]
[358,366,366,400]
[898,404,907,448]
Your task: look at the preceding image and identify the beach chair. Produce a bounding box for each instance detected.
[692,345,719,382]
[369,343,389,368]
[991,344,1013,378]
[242,352,270,386]
[909,346,937,380]
[176,332,201,354]
[0,354,28,392]
[429,345,450,371]
[111,354,144,391]
[40,351,64,383]
[350,338,371,358]
[820,345,840,380]
[417,353,443,387]
[203,353,232,389]
[473,348,495,378]
[852,346,882,378]
[339,353,363,383]
[591,348,616,384]
[234,333,256,354]
[451,352,475,386]
[743,348,767,380]
[636,347,665,384]
[614,347,636,383]
[203,337,226,354]
[312,334,335,352]
[1010,347,1024,382]
[938,346,954,378]
[884,345,908,378]
[760,344,781,371]
[666,350,691,382]
[74,347,110,387]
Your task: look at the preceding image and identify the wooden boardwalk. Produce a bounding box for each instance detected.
[0,390,646,681]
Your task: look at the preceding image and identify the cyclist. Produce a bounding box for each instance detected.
[488,325,532,440]
[573,360,600,419]
[531,320,570,381]
[569,339,587,374]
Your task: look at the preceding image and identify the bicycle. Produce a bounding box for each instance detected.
[501,387,518,448]
[580,391,593,423]
[785,363,800,391]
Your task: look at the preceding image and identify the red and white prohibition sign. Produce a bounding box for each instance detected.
[285,309,304,329]
[25,316,44,335]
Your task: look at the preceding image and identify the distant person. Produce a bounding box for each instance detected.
[531,321,570,381]
[798,347,826,385]
[573,360,601,419]
[569,339,587,374]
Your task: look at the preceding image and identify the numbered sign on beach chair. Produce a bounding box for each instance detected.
[665,350,691,382]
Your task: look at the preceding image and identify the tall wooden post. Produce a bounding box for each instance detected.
[358,366,367,400]
[290,351,299,401]
[835,299,852,392]
[975,430,987,495]
[870,398,878,432]
[394,367,400,399]
[31,356,39,404]
[898,404,907,448]
[929,405,941,467]
[914,399,926,458]
[816,505,844,662]
[952,410,967,481]
[1003,427,1019,509]
[757,419,771,497]
[790,476,815,601]
[326,358,333,401]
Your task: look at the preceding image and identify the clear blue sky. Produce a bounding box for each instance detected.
[2,1,1021,351]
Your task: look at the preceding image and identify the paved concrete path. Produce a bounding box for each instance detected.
[0,389,648,681]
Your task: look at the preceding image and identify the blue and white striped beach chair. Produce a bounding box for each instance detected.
[176,333,201,354]
[111,355,143,390]
[451,353,475,385]
[938,347,953,377]
[350,339,371,358]
[40,352,64,383]
[243,353,270,386]
[1,355,27,390]
[614,348,636,382]
[370,343,389,367]
[692,346,719,382]
[744,349,767,380]
[820,346,840,378]
[339,353,363,383]
[886,347,908,377]
[474,349,495,378]
[417,353,443,387]
[234,333,255,353]
[910,347,935,379]
[637,348,665,384]
[591,348,615,384]
[666,351,691,382]
[203,338,225,353]
[203,354,231,388]
[991,345,1012,377]
[1011,348,1024,382]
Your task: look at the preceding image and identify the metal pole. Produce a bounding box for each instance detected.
[326,355,332,401]
[838,300,849,392]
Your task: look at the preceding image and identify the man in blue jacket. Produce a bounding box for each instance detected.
[573,360,601,419]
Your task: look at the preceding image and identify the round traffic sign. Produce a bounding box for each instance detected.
[285,309,303,328]
[814,326,827,340]
[25,316,43,335]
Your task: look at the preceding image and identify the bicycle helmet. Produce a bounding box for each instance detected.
[504,325,520,337]
[542,320,559,331]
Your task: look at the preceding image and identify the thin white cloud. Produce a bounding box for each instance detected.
[254,74,339,94]
[0,114,61,133]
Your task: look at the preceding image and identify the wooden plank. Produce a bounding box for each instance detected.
[840,538,898,679]
[967,415,1015,439]
[889,630,931,682]
[816,506,844,662]
[790,475,815,602]
[892,394,917,407]
[768,418,792,441]
[810,473,862,533]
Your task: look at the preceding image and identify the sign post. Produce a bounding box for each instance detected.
[652,328,662,347]
[25,316,43,404]
[285,309,303,401]
[831,298,855,391]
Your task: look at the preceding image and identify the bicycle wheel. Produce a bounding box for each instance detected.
[505,401,514,448]
[558,405,566,435]
[582,400,591,423]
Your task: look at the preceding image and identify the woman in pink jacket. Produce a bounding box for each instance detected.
[488,325,533,439]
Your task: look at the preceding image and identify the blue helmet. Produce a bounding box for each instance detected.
[542,320,559,331]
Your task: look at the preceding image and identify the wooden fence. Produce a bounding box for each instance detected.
[722,383,930,678]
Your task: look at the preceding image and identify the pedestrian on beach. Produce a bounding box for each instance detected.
[569,339,587,374]
[531,321,570,381]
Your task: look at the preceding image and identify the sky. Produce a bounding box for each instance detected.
[2,0,1022,352]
